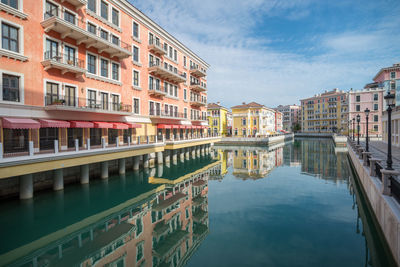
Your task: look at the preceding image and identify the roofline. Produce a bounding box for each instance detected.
[373,65,400,81]
[116,0,210,68]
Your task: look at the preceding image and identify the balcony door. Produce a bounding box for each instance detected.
[100,92,108,110]
[45,1,58,19]
[46,39,58,60]
[64,46,76,66]
[46,82,59,105]
[155,102,161,116]
[88,89,96,108]
[65,85,76,107]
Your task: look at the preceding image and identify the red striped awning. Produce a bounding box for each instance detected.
[70,121,94,128]
[157,124,171,129]
[125,123,142,128]
[113,123,129,130]
[179,125,187,129]
[171,125,180,129]
[39,119,70,128]
[93,121,113,128]
[2,117,40,129]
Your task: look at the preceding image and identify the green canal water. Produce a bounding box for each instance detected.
[0,139,396,267]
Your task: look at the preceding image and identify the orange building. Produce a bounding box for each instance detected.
[0,0,209,154]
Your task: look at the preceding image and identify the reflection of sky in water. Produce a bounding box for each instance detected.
[186,141,392,267]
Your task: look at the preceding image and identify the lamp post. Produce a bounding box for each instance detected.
[356,114,360,145]
[364,108,370,152]
[352,118,355,141]
[384,91,395,170]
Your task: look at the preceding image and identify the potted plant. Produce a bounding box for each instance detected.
[52,99,65,105]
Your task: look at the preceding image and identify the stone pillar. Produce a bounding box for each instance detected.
[362,152,372,166]
[101,161,109,179]
[143,154,149,168]
[133,156,140,170]
[369,158,382,177]
[191,147,196,159]
[157,151,163,165]
[119,158,126,175]
[20,174,33,199]
[164,150,170,163]
[185,148,190,160]
[172,150,178,165]
[382,170,400,196]
[180,149,185,162]
[80,164,89,184]
[53,169,64,191]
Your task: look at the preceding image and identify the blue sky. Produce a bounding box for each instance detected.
[131,0,400,108]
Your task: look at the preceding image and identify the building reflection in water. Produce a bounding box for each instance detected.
[2,158,217,267]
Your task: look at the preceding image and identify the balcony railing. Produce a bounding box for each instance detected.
[190,82,207,92]
[42,51,85,75]
[45,95,132,113]
[190,99,207,107]
[191,115,207,121]
[148,39,166,55]
[41,8,131,59]
[149,109,187,119]
[148,84,167,97]
[149,61,186,83]
[190,65,207,78]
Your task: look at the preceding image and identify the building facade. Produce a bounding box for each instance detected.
[300,89,348,133]
[0,0,211,156]
[207,102,229,136]
[275,110,283,132]
[348,87,384,137]
[275,104,300,131]
[374,63,400,146]
[231,102,276,137]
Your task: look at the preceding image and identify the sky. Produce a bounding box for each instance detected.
[130,0,400,108]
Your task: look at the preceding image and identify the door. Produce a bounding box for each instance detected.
[46,39,58,60]
[64,45,76,66]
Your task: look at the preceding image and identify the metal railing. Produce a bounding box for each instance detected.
[149,61,187,79]
[44,51,84,68]
[375,162,383,181]
[391,177,400,204]
[149,109,186,119]
[190,65,207,74]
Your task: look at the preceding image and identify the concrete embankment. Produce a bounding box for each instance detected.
[216,133,294,146]
[295,133,347,148]
[347,140,400,266]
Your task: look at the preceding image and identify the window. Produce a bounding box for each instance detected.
[148,32,153,45]
[111,35,119,45]
[45,1,58,18]
[101,58,109,77]
[133,70,139,86]
[242,118,246,125]
[87,22,96,35]
[253,119,257,125]
[356,105,360,111]
[174,85,177,97]
[100,92,108,110]
[112,63,119,80]
[64,46,76,65]
[88,89,96,107]
[88,0,96,13]
[183,56,186,67]
[391,71,396,79]
[100,29,108,40]
[136,242,144,262]
[2,0,18,9]
[87,54,96,74]
[374,115,378,122]
[111,8,119,26]
[174,49,177,61]
[374,93,378,101]
[133,21,139,38]
[100,1,108,20]
[169,46,172,58]
[183,88,187,100]
[133,98,140,114]
[64,10,75,24]
[45,39,58,59]
[374,125,378,131]
[391,82,396,90]
[149,76,154,89]
[65,85,75,106]
[133,46,139,62]
[185,207,189,219]
[374,103,378,111]
[46,82,59,105]
[111,94,119,111]
[2,74,19,102]
[356,95,360,102]
[184,108,187,118]
[2,23,19,53]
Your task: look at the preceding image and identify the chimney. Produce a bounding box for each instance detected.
[217,101,220,105]
[242,102,246,105]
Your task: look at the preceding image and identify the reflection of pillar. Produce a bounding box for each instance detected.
[102,128,108,145]
[201,145,205,156]
[133,156,140,170]
[196,146,201,157]
[54,169,64,191]
[191,147,196,159]
[149,153,156,168]
[180,148,185,162]
[150,167,156,177]
[185,148,190,160]
[80,164,89,184]
[172,150,178,165]
[157,151,163,164]
[143,154,149,168]
[101,161,109,179]
[20,174,33,199]
[119,158,126,175]
[164,150,170,163]
[157,164,163,177]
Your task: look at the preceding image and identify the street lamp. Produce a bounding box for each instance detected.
[364,108,370,152]
[356,114,360,145]
[352,118,355,141]
[384,91,395,170]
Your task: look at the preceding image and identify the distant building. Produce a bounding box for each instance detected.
[348,87,384,137]
[275,105,300,131]
[231,102,276,137]
[275,110,283,132]
[373,63,400,146]
[207,102,230,136]
[300,89,349,133]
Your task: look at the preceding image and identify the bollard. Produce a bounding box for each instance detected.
[102,137,106,149]
[116,137,119,148]
[128,136,131,146]
[86,138,90,150]
[0,143,2,159]
[138,136,141,144]
[147,136,149,144]
[54,140,59,154]
[29,141,34,156]
[75,139,79,152]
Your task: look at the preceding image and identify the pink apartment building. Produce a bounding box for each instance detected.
[275,104,300,131]
[348,87,384,137]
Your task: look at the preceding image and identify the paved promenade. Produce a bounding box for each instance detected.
[359,140,400,170]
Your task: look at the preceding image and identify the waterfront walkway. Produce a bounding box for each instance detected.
[359,140,400,170]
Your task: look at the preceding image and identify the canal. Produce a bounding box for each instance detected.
[0,139,396,267]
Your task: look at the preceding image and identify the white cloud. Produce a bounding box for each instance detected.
[131,0,400,108]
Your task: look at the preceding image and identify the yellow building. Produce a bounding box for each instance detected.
[231,102,276,137]
[300,89,349,134]
[207,103,230,136]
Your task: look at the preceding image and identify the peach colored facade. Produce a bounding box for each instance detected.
[0,0,209,154]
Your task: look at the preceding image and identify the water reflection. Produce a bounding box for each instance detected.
[0,157,215,267]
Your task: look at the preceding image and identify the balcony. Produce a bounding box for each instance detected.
[149,61,186,84]
[150,109,186,120]
[41,51,85,75]
[63,0,87,8]
[41,9,131,59]
[190,66,207,78]
[190,82,207,92]
[44,95,132,115]
[148,84,167,97]
[190,99,206,107]
[191,115,207,121]
[148,40,166,56]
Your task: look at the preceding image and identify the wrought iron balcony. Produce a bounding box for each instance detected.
[149,109,187,119]
[148,84,167,97]
[149,61,186,84]
[148,40,166,56]
[42,51,85,75]
[190,82,207,92]
[190,65,207,78]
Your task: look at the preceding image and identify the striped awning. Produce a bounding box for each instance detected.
[113,123,129,130]
[157,124,171,129]
[39,119,70,128]
[70,121,94,128]
[93,121,113,128]
[125,123,142,128]
[2,117,40,129]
